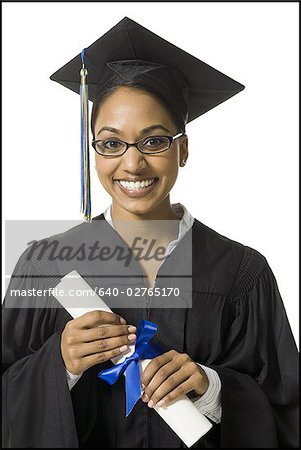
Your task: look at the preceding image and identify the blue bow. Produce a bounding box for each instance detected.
[97,320,163,416]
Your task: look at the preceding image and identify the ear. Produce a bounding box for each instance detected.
[179,134,188,167]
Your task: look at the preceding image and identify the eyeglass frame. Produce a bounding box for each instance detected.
[92,132,184,157]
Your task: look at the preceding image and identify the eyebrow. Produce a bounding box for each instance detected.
[96,124,172,138]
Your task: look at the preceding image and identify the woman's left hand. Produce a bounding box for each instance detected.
[140,349,209,408]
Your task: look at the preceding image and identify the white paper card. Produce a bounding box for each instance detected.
[54,270,212,447]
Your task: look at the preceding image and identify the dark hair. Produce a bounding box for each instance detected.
[91,81,186,140]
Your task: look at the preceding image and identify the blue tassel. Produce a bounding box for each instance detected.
[80,49,92,222]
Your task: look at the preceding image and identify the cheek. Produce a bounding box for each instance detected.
[95,158,116,184]
[154,155,179,181]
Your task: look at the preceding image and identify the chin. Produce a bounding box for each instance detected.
[116,198,160,216]
[123,205,154,216]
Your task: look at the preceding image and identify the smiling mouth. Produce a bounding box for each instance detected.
[114,177,159,196]
[115,177,159,190]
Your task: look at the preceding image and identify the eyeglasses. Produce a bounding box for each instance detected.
[92,132,184,157]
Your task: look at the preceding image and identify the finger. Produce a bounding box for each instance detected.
[81,345,131,371]
[141,351,174,386]
[72,310,126,329]
[142,361,179,400]
[154,379,194,408]
[78,324,137,343]
[145,369,189,406]
[75,333,137,357]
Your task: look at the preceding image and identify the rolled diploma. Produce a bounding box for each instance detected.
[54,270,212,448]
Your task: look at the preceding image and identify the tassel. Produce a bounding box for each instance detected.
[80,49,92,222]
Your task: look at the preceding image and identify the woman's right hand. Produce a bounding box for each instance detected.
[61,310,137,375]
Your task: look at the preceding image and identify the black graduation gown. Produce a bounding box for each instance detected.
[2,215,299,448]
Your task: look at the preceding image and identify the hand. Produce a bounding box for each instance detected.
[140,350,209,408]
[61,310,137,375]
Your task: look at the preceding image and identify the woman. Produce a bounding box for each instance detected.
[2,17,298,448]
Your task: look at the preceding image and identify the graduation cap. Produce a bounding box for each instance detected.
[50,16,245,222]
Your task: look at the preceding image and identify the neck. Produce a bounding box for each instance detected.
[110,197,180,244]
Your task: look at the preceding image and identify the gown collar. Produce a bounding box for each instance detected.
[103,202,195,258]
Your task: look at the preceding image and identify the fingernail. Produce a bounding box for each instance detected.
[157,400,165,407]
[142,393,149,402]
[120,317,127,324]
[141,383,146,390]
[128,334,137,341]
[128,326,137,333]
[120,345,128,352]
[148,400,154,408]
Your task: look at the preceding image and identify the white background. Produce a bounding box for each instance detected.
[2,2,299,343]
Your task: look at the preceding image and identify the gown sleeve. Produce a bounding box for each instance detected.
[208,248,299,448]
[2,246,79,448]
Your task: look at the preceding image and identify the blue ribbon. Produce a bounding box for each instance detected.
[97,320,163,416]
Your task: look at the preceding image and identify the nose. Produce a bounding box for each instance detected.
[120,145,147,172]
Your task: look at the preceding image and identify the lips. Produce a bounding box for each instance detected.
[118,177,157,190]
[114,177,159,197]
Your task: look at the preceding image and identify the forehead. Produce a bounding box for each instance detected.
[94,86,178,129]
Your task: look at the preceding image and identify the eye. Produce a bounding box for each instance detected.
[103,139,123,149]
[143,137,165,147]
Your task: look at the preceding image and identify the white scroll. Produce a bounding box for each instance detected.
[54,270,212,448]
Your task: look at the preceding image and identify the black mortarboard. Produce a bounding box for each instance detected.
[50,16,245,221]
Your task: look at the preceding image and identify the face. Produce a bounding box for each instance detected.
[93,86,188,220]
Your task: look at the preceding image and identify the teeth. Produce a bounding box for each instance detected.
[118,178,156,190]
